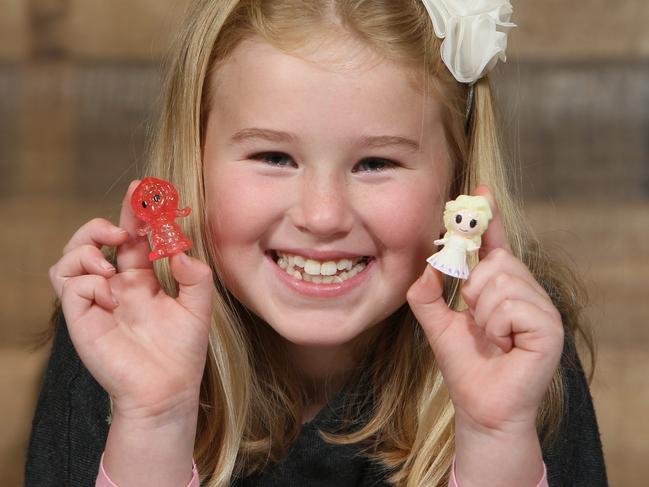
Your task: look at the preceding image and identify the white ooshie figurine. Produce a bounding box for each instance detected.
[427,195,493,279]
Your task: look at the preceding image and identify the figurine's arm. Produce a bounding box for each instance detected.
[176,207,191,218]
[434,238,447,246]
[136,224,151,237]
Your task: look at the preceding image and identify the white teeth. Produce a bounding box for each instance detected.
[304,259,321,276]
[320,261,337,276]
[274,250,370,283]
[337,259,352,271]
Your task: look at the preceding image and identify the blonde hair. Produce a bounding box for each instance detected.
[126,1,593,485]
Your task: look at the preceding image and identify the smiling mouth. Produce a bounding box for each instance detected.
[269,250,372,284]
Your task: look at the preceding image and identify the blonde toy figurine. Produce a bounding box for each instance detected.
[427,195,493,279]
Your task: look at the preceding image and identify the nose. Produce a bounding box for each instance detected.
[290,172,354,239]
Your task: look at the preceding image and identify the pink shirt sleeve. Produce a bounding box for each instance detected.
[447,457,548,487]
[96,452,200,487]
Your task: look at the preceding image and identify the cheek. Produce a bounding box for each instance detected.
[206,170,284,247]
[358,180,443,260]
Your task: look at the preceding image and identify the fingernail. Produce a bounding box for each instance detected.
[101,261,116,272]
[111,295,119,307]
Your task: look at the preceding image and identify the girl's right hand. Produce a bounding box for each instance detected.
[49,180,215,422]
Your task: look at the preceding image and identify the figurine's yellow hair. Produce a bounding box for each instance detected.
[442,195,493,237]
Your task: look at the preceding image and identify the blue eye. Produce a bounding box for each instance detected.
[353,158,397,173]
[251,152,296,167]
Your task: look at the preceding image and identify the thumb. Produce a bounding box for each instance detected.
[170,252,215,322]
[407,265,454,347]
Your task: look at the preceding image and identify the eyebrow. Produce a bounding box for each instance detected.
[229,128,421,153]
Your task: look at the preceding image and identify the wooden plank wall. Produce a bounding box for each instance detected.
[1,1,647,485]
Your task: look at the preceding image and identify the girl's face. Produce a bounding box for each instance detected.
[203,36,449,354]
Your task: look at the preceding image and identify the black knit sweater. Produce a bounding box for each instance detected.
[25,312,608,486]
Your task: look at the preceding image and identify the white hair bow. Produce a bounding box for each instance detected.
[421,0,516,84]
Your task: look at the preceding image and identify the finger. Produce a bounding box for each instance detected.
[60,274,119,325]
[484,299,563,354]
[116,180,153,272]
[63,218,129,254]
[469,273,557,330]
[170,253,215,323]
[471,184,512,258]
[50,245,117,298]
[461,247,547,307]
[407,265,457,348]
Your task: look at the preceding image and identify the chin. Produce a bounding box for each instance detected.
[270,317,368,348]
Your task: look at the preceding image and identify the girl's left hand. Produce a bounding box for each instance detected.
[407,184,564,437]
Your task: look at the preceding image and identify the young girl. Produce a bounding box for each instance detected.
[27,1,607,486]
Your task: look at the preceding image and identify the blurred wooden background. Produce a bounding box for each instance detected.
[1,0,648,485]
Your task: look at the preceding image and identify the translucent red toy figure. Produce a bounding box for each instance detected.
[131,177,193,261]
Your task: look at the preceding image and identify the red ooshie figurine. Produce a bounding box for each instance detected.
[131,177,193,261]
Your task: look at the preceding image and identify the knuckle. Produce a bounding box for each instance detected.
[464,292,480,311]
[498,298,513,314]
[461,274,479,298]
[197,263,214,281]
[489,247,509,263]
[89,217,110,229]
[61,274,96,296]
[405,286,417,304]
[48,264,57,282]
[60,277,75,297]
[49,264,64,289]
[492,273,512,292]
[79,243,102,260]
[62,241,74,254]
[472,310,486,329]
[485,325,500,342]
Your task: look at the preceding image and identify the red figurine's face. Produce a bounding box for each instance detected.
[131,177,179,221]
